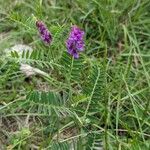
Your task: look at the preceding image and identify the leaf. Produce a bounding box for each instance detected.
[60,52,85,82]
[24,91,74,117]
[84,65,105,117]
[50,141,70,150]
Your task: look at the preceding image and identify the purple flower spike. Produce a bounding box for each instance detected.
[66,26,85,59]
[36,20,52,44]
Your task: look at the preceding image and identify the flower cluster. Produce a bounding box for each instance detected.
[36,21,85,58]
[36,20,52,44]
[66,26,85,59]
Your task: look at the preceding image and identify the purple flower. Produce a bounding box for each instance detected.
[66,26,85,59]
[36,20,52,44]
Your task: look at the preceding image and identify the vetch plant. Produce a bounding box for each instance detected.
[3,18,106,149]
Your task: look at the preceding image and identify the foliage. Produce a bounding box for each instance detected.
[0,0,150,149]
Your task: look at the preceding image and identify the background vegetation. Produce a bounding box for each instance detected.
[0,0,150,149]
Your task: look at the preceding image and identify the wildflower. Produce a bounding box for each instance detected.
[66,26,85,59]
[36,20,52,44]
